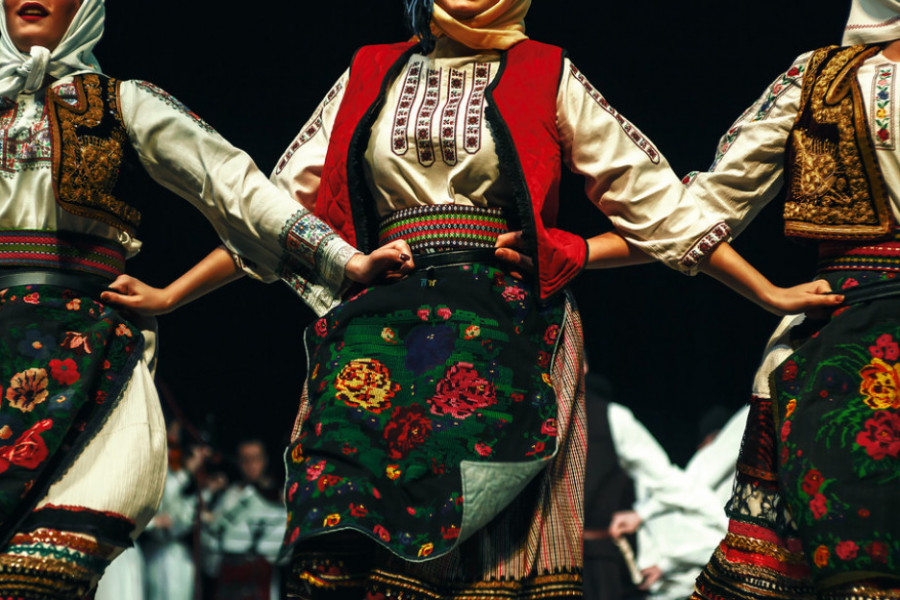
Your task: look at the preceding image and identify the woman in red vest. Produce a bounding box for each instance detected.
[117,0,840,598]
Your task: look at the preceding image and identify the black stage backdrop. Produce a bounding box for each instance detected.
[96,1,849,466]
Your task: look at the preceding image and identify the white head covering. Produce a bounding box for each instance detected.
[0,0,104,100]
[842,0,900,45]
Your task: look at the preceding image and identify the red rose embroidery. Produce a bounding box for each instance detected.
[314,318,327,337]
[373,524,390,542]
[782,360,798,381]
[780,419,792,442]
[429,363,496,419]
[866,540,889,564]
[801,469,824,495]
[383,405,432,460]
[474,442,492,457]
[0,419,53,472]
[543,324,560,346]
[835,540,859,561]
[350,503,368,517]
[809,493,828,519]
[855,411,900,460]
[541,418,558,437]
[48,358,80,386]
[870,333,900,361]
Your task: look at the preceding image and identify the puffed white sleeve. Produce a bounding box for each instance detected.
[677,53,809,268]
[558,59,730,273]
[270,70,348,210]
[118,79,358,316]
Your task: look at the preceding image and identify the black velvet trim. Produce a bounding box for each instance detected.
[18,505,134,548]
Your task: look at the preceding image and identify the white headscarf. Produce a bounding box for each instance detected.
[0,0,104,100]
[842,0,900,45]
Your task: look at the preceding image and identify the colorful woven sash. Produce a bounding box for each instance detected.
[818,232,900,273]
[0,230,125,279]
[377,204,509,254]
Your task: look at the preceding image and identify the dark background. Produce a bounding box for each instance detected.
[94,1,849,468]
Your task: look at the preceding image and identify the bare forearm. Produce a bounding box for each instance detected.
[585,231,654,269]
[163,246,245,311]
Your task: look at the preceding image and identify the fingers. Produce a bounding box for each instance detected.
[100,290,141,307]
[106,274,136,293]
[495,230,526,250]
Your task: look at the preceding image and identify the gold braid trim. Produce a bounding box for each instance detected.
[723,532,808,565]
[48,74,140,235]
[785,45,893,241]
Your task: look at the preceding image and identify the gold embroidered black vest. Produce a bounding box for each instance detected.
[784,44,894,241]
[47,74,141,235]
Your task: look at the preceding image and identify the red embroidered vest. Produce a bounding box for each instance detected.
[314,40,587,300]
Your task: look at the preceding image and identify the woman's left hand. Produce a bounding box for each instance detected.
[763,279,844,317]
[345,239,415,284]
[100,274,176,316]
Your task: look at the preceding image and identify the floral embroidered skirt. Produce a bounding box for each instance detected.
[284,262,584,599]
[692,270,900,600]
[0,283,164,599]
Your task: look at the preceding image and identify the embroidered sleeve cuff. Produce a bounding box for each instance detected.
[679,222,732,270]
[318,236,359,291]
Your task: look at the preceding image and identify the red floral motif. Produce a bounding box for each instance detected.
[441,524,460,540]
[866,540,889,564]
[869,333,900,361]
[317,474,343,492]
[541,418,558,437]
[543,324,559,346]
[23,292,39,305]
[383,405,432,460]
[373,524,390,542]
[48,358,80,386]
[855,411,900,460]
[835,540,859,560]
[350,503,368,517]
[782,360,798,381]
[314,318,327,337]
[780,419,792,442]
[809,493,828,519]
[436,307,452,320]
[429,362,496,419]
[474,442,492,456]
[801,469,824,495]
[0,419,52,473]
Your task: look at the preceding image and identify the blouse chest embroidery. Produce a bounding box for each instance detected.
[440,69,466,166]
[389,61,491,167]
[415,68,441,166]
[0,92,60,177]
[392,60,422,156]
[568,63,660,165]
[872,64,896,150]
[464,63,490,155]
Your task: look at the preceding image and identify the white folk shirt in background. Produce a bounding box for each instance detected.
[683,51,900,249]
[272,37,722,272]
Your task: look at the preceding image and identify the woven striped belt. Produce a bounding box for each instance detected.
[0,230,125,279]
[818,233,900,273]
[377,204,510,254]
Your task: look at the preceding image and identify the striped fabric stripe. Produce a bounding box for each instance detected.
[818,234,900,272]
[378,205,509,254]
[0,230,125,279]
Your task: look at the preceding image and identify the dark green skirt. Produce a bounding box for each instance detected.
[283,261,565,561]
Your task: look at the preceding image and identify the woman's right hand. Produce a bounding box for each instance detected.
[345,239,415,284]
[100,274,177,316]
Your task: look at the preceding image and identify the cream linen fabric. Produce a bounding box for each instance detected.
[843,0,900,45]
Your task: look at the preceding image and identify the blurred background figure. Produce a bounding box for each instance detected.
[584,372,729,600]
[142,420,211,600]
[202,439,286,600]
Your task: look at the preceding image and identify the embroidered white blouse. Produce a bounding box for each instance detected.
[680,50,900,267]
[272,38,722,272]
[0,76,357,314]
